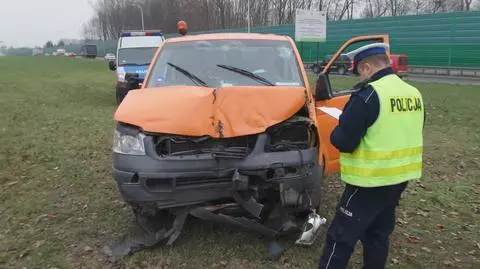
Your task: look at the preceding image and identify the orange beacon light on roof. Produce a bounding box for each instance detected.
[177,21,188,36]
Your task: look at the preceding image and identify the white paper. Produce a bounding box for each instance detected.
[318,107,342,120]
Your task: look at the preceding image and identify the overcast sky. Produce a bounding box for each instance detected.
[0,0,93,47]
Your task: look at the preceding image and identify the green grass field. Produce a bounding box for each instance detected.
[0,57,479,269]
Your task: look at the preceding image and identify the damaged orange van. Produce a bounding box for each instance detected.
[111,32,390,248]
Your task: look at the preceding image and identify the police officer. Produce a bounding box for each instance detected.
[318,43,425,269]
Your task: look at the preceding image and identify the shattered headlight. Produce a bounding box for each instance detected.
[265,116,316,152]
[113,130,146,155]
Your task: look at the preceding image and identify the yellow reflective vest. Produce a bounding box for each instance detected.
[340,74,424,187]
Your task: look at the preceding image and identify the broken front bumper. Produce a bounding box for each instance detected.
[113,133,322,211]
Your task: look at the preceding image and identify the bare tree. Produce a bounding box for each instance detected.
[388,0,411,16]
[474,0,480,9]
[82,0,480,40]
[456,0,473,10]
[412,0,427,15]
[431,0,448,13]
[362,0,389,17]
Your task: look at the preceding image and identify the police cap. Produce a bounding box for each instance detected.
[345,43,390,75]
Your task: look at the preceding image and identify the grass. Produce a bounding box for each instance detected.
[0,57,479,269]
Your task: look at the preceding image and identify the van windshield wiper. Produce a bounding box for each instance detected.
[217,64,274,86]
[167,62,208,87]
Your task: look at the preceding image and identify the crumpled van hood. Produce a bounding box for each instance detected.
[114,86,307,138]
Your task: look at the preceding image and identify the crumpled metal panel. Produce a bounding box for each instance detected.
[114,86,307,138]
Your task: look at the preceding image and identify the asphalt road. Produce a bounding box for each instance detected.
[404,74,480,86]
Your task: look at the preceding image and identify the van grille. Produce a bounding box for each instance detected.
[154,135,257,159]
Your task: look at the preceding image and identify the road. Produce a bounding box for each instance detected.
[404,74,480,86]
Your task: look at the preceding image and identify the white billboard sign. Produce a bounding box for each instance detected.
[295,9,327,42]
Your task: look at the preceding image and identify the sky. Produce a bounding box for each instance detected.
[0,0,94,47]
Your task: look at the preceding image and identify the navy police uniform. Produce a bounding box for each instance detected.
[318,45,425,269]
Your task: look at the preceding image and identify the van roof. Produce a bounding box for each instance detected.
[165,33,292,43]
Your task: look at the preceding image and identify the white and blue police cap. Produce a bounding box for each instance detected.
[345,43,390,75]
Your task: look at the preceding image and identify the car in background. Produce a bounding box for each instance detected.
[349,53,409,77]
[56,48,66,56]
[311,54,351,75]
[65,52,77,58]
[390,54,409,77]
[108,30,165,104]
[104,52,116,62]
[81,44,98,59]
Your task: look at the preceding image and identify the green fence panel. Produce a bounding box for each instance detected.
[74,11,479,67]
[167,11,480,68]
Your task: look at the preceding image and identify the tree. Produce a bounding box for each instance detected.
[58,40,65,47]
[412,0,427,15]
[362,0,389,18]
[388,0,411,16]
[464,0,473,10]
[81,0,480,39]
[475,0,480,8]
[45,41,54,48]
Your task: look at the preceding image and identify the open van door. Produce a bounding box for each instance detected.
[315,35,390,174]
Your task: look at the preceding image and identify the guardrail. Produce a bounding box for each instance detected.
[303,62,480,79]
[408,66,480,78]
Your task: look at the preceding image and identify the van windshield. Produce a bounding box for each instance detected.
[146,39,305,88]
[118,47,157,66]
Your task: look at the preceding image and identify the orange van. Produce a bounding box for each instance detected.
[111,31,390,245]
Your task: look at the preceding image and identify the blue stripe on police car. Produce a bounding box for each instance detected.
[117,65,150,80]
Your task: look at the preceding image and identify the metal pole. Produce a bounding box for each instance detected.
[247,0,250,33]
[137,5,145,31]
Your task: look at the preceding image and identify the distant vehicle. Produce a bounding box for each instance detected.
[66,52,77,58]
[104,52,116,62]
[56,48,66,56]
[349,54,409,77]
[390,54,409,77]
[52,52,58,56]
[109,30,165,104]
[311,54,352,75]
[81,44,98,59]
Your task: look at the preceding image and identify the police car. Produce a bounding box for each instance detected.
[108,30,165,104]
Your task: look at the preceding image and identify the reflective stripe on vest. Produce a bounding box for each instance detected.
[340,74,424,187]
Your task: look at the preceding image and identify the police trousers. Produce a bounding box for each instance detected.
[318,181,408,269]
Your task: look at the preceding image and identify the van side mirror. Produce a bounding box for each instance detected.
[125,73,143,90]
[315,73,332,101]
[108,61,116,71]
